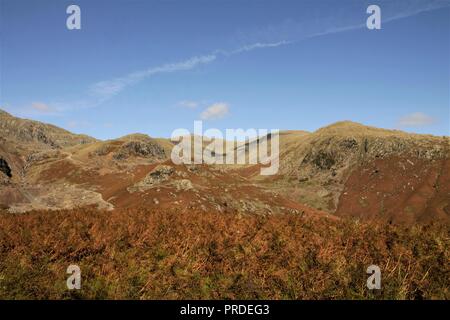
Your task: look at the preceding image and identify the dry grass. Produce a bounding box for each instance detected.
[0,208,448,300]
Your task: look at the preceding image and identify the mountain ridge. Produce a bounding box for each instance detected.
[0,109,448,225]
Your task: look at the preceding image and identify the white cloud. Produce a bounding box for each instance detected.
[30,102,52,113]
[200,103,230,120]
[178,100,200,109]
[398,112,436,127]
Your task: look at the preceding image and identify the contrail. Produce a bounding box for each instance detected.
[50,0,450,111]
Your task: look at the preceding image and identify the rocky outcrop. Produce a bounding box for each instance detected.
[172,179,194,191]
[273,122,450,215]
[302,135,448,174]
[128,165,175,192]
[113,140,166,160]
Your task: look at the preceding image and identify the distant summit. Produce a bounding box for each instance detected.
[314,120,431,138]
[0,108,97,149]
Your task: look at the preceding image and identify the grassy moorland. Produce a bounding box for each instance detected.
[0,208,448,299]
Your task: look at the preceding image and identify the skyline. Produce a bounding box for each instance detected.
[1,0,449,139]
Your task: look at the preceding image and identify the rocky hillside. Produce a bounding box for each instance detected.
[0,110,96,150]
[0,110,448,224]
[257,121,449,224]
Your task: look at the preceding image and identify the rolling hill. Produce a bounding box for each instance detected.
[0,109,448,224]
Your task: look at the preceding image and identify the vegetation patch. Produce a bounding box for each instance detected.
[0,208,448,299]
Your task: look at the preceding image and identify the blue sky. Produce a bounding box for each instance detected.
[1,0,449,139]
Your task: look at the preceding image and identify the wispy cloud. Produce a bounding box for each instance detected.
[178,100,201,109]
[382,0,450,22]
[398,112,437,127]
[87,42,294,108]
[200,102,230,120]
[223,40,292,55]
[30,102,52,113]
[233,0,450,45]
[90,55,217,102]
[14,0,449,114]
[4,102,61,117]
[85,0,450,108]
